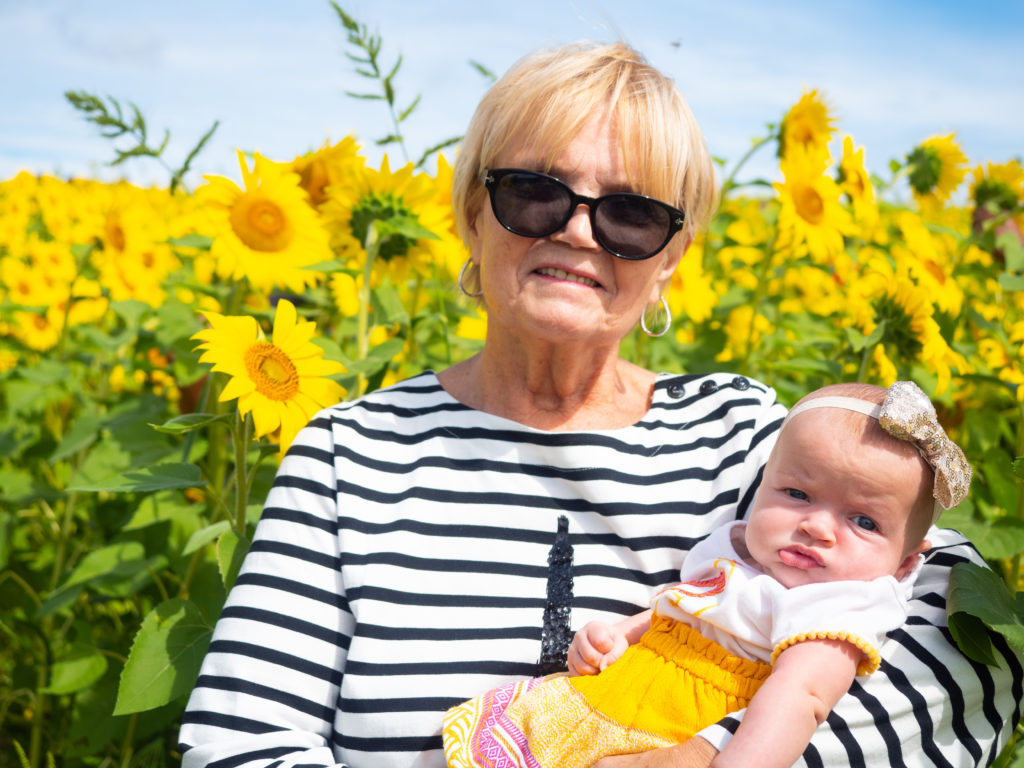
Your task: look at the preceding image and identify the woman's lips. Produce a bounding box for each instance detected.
[535,266,600,287]
[778,547,823,570]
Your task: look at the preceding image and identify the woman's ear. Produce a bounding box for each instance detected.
[649,237,690,304]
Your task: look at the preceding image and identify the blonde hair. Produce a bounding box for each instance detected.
[451,41,717,252]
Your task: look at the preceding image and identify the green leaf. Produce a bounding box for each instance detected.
[50,412,103,463]
[167,233,213,249]
[375,215,438,242]
[998,273,1024,292]
[69,462,204,493]
[217,530,249,591]
[61,541,147,591]
[998,231,1024,272]
[42,642,109,694]
[343,337,405,376]
[1013,458,1024,480]
[182,521,231,556]
[113,598,213,715]
[149,413,231,435]
[302,259,357,273]
[948,610,998,667]
[948,561,1024,665]
[962,517,1024,561]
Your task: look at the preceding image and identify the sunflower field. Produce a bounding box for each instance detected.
[2,6,1024,768]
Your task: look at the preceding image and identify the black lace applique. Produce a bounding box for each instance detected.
[538,515,574,675]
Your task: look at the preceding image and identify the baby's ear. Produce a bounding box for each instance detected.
[895,539,931,581]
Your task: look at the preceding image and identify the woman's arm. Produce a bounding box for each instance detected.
[710,639,859,768]
[178,411,348,767]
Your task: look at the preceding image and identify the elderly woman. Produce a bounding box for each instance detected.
[179,42,1021,768]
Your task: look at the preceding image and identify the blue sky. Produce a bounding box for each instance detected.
[1,0,1021,198]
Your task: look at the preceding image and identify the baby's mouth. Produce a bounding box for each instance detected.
[778,546,823,570]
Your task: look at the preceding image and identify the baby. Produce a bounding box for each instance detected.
[444,380,972,768]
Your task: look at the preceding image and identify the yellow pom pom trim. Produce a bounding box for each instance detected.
[772,631,881,676]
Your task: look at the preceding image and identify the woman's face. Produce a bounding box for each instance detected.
[467,110,685,349]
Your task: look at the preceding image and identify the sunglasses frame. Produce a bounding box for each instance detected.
[483,168,686,260]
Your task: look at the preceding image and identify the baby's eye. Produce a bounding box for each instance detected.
[852,515,877,531]
[785,488,808,501]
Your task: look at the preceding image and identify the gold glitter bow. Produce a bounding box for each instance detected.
[878,381,972,511]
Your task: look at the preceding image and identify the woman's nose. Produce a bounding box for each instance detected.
[550,203,599,250]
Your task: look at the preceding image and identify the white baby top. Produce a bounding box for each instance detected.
[650,521,920,676]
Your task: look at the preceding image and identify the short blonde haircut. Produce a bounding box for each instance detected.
[451,41,717,252]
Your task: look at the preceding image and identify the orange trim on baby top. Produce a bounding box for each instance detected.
[772,631,881,676]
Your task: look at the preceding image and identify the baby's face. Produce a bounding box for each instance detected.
[744,409,930,588]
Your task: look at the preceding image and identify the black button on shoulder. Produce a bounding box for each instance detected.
[731,376,750,391]
[699,380,718,395]
[667,383,685,399]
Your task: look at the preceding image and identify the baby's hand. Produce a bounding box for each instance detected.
[567,621,628,676]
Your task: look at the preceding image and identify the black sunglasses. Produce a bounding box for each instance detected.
[483,168,686,260]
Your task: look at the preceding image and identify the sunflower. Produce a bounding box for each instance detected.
[321,155,461,287]
[192,298,346,455]
[904,134,968,209]
[849,272,967,394]
[970,159,1024,211]
[715,305,775,363]
[837,136,878,229]
[779,89,836,160]
[197,151,333,294]
[276,136,363,209]
[774,144,854,261]
[667,236,718,324]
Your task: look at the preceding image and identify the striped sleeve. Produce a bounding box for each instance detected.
[179,406,350,768]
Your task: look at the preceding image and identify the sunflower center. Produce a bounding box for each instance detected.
[794,185,825,225]
[244,341,300,401]
[230,194,295,252]
[299,160,330,207]
[873,294,923,361]
[105,216,126,252]
[905,147,942,196]
[350,192,416,261]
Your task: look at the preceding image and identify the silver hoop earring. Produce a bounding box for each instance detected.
[457,258,483,298]
[640,295,671,338]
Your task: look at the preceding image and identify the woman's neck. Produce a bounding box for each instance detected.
[437,340,655,431]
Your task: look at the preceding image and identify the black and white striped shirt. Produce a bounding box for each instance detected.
[179,371,1023,768]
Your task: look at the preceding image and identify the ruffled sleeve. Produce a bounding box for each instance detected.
[767,563,918,676]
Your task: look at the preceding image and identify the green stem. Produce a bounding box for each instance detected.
[176,549,203,600]
[856,340,876,383]
[118,712,138,768]
[719,133,775,202]
[232,411,251,537]
[30,662,46,768]
[739,232,780,374]
[356,223,380,396]
[0,570,42,609]
[1008,402,1024,590]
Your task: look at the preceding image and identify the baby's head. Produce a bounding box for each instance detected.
[743,382,971,589]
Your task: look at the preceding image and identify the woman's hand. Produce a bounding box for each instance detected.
[591,739,718,768]
[567,620,629,675]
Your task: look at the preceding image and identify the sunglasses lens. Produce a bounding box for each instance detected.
[487,170,679,259]
[594,196,671,260]
[493,172,570,236]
